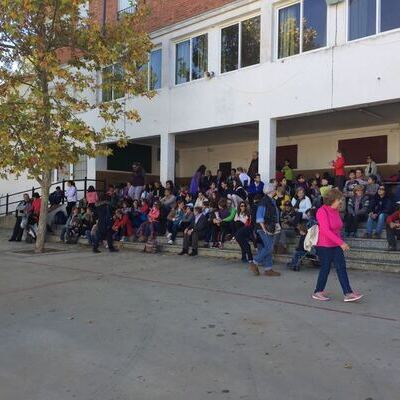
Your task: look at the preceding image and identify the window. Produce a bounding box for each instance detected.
[149,49,162,90]
[221,16,260,73]
[278,0,327,59]
[102,64,124,102]
[175,34,208,85]
[73,155,87,180]
[338,136,387,165]
[348,0,400,41]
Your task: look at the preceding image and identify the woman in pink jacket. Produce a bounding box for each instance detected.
[313,189,363,302]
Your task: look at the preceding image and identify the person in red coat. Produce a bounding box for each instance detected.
[112,209,134,242]
[330,150,346,191]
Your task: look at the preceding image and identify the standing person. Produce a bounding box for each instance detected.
[281,160,294,187]
[201,170,213,192]
[131,162,145,200]
[92,194,118,253]
[9,193,31,242]
[65,180,77,217]
[365,155,378,178]
[249,188,281,277]
[178,207,209,256]
[248,151,259,181]
[86,185,99,209]
[312,188,363,302]
[189,165,206,197]
[48,186,64,207]
[330,150,346,191]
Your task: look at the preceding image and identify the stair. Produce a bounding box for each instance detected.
[45,229,400,274]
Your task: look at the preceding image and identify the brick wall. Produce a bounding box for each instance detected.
[89,0,238,32]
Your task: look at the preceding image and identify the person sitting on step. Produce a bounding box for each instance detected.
[178,207,209,256]
[386,202,400,251]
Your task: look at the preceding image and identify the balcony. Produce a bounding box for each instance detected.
[117,5,136,20]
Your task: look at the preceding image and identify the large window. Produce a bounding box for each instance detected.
[102,64,124,102]
[175,34,208,85]
[73,155,87,180]
[349,0,400,41]
[277,0,327,59]
[149,49,162,90]
[221,15,260,73]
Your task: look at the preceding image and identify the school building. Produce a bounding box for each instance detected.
[1,0,400,196]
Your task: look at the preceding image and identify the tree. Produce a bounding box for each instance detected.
[0,0,153,252]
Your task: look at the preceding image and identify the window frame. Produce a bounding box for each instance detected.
[346,0,400,42]
[275,0,328,60]
[148,47,162,91]
[101,63,124,103]
[219,13,262,74]
[174,32,209,86]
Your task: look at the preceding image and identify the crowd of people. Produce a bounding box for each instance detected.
[7,152,400,302]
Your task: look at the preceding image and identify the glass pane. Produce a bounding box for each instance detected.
[113,63,124,100]
[150,49,162,90]
[241,16,260,68]
[175,40,190,85]
[102,66,113,102]
[192,34,208,80]
[73,156,87,180]
[381,0,400,32]
[348,0,376,41]
[303,0,327,52]
[119,0,131,11]
[278,3,300,59]
[221,24,239,73]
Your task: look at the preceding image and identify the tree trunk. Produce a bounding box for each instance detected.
[35,170,52,253]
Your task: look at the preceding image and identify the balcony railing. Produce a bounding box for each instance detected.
[117,5,137,20]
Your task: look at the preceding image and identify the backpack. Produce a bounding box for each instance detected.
[54,211,67,225]
[304,224,319,252]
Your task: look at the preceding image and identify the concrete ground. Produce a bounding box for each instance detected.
[0,231,399,400]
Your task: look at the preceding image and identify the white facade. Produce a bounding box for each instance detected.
[1,0,400,199]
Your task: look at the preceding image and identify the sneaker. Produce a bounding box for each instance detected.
[312,292,330,301]
[120,237,128,242]
[344,293,363,302]
[248,262,260,276]
[167,239,174,245]
[218,242,224,250]
[263,269,281,277]
[166,232,172,239]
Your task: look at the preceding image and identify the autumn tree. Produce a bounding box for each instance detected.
[0,0,153,252]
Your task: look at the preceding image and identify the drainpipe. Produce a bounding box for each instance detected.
[102,0,107,32]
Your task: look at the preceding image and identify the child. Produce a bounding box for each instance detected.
[281,160,294,186]
[319,177,332,199]
[286,222,308,271]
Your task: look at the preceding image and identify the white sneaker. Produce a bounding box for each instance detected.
[168,239,174,245]
[166,233,172,239]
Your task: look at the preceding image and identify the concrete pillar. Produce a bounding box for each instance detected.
[258,118,277,182]
[160,132,175,184]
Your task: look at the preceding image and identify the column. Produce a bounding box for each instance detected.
[160,132,175,184]
[258,118,277,182]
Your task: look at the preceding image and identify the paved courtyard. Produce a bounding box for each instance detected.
[0,234,399,400]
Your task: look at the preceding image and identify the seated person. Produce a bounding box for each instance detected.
[291,188,312,221]
[237,167,250,188]
[286,222,308,271]
[274,186,291,211]
[210,198,236,249]
[365,175,379,198]
[365,185,392,239]
[294,175,308,192]
[355,168,368,186]
[137,201,161,241]
[80,207,95,244]
[280,201,298,230]
[194,192,207,209]
[343,170,359,199]
[166,201,185,244]
[228,179,247,207]
[60,207,82,243]
[178,207,209,256]
[319,177,332,199]
[344,185,369,237]
[206,182,218,198]
[160,188,176,212]
[248,174,264,197]
[308,179,322,208]
[49,186,64,207]
[386,203,400,251]
[112,209,134,242]
[232,202,251,237]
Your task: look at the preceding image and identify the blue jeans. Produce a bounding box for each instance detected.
[289,250,306,267]
[367,213,387,235]
[315,247,352,295]
[254,230,274,270]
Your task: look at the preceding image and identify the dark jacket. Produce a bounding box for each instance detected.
[95,201,113,234]
[248,158,258,179]
[368,195,392,215]
[255,196,278,233]
[347,195,369,216]
[188,214,208,236]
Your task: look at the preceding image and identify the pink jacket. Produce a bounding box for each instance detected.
[316,205,344,247]
[86,192,98,205]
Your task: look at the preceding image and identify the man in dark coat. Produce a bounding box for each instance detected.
[248,151,259,180]
[92,194,118,253]
[178,207,208,256]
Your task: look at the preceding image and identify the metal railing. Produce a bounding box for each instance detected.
[117,5,137,20]
[0,178,106,217]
